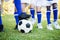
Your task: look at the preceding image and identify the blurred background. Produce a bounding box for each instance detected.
[2,0,60,19]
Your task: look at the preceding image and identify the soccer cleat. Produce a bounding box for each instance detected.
[0,25,4,32]
[18,13,31,20]
[53,21,60,29]
[37,23,43,29]
[47,24,53,30]
[31,19,36,25]
[32,20,36,25]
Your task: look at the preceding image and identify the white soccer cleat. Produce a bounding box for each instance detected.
[37,23,43,29]
[31,18,36,25]
[47,24,53,30]
[32,20,36,25]
[53,21,60,29]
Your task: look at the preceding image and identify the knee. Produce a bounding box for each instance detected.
[52,3,57,9]
[30,5,35,9]
[36,7,41,12]
[46,6,51,11]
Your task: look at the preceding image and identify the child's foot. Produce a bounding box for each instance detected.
[0,25,4,32]
[47,24,53,30]
[53,21,60,29]
[37,23,43,29]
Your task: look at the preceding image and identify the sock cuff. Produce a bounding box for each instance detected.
[30,8,34,10]
[46,10,51,12]
[37,12,41,14]
[14,12,19,16]
[53,8,58,11]
[14,14,19,16]
[37,11,41,13]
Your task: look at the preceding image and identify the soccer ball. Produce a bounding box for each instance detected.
[18,19,33,33]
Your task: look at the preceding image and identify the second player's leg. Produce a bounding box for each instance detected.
[30,5,35,24]
[46,6,54,30]
[52,3,60,29]
[36,7,42,29]
[14,0,22,29]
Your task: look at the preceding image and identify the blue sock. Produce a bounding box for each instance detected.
[0,16,2,25]
[30,8,35,19]
[46,10,51,24]
[14,0,22,15]
[53,8,58,22]
[37,12,42,23]
[14,0,22,25]
[14,12,19,25]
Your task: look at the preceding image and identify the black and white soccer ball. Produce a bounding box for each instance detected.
[18,19,33,33]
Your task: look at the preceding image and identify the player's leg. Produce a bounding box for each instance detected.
[36,7,42,29]
[52,3,58,22]
[29,0,36,25]
[0,11,4,32]
[45,0,53,30]
[52,3,60,29]
[14,0,22,29]
[46,6,53,30]
[30,5,35,24]
[21,3,27,14]
[0,1,4,32]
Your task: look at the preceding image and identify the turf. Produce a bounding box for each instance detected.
[0,14,60,40]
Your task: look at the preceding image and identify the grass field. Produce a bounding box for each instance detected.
[0,14,60,40]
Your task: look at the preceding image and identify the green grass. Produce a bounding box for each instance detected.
[0,14,60,40]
